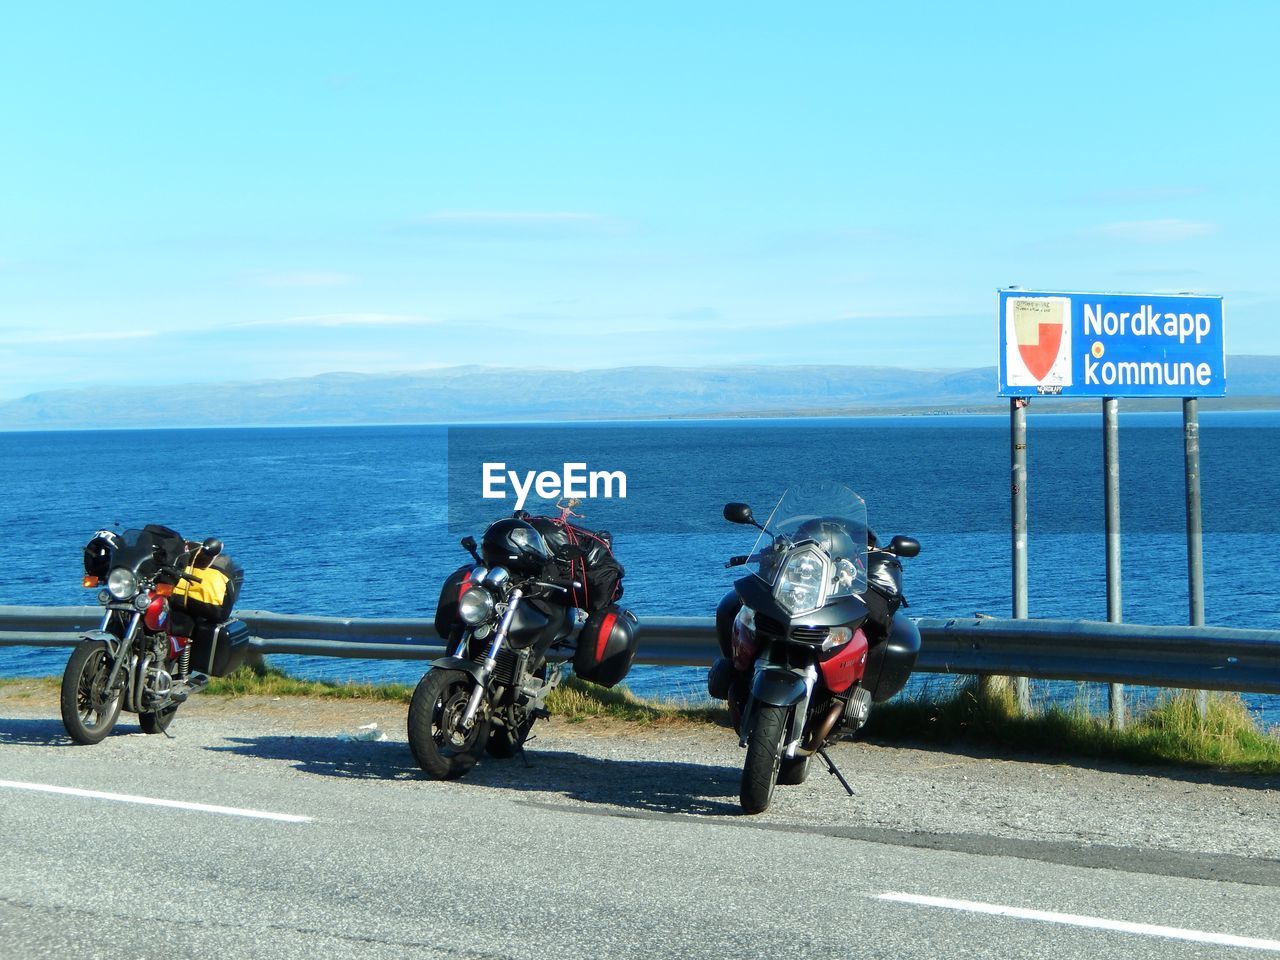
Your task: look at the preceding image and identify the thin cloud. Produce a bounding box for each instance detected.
[252,271,355,288]
[1081,186,1208,204]
[1113,267,1204,279]
[1088,219,1218,243]
[0,328,163,346]
[418,211,604,225]
[231,313,439,330]
[402,210,628,239]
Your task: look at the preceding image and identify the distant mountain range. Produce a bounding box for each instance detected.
[2,357,1278,429]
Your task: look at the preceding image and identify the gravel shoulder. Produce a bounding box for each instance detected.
[3,681,1278,870]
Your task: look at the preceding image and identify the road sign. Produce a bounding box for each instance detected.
[997,289,1225,397]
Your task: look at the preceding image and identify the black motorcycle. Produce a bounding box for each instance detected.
[708,481,921,813]
[62,524,248,744]
[408,508,638,780]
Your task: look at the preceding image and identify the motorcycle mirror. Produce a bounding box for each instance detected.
[460,536,481,562]
[887,535,921,558]
[723,502,756,526]
[200,537,223,559]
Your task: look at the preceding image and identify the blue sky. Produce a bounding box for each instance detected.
[1,2,1277,399]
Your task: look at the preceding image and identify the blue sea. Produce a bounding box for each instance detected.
[1,412,1277,725]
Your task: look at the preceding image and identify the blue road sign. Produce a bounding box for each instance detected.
[997,289,1225,398]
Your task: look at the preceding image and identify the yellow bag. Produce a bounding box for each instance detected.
[173,565,232,612]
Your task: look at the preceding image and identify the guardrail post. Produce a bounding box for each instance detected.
[1104,397,1126,730]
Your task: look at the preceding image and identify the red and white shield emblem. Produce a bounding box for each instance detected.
[1007,296,1071,386]
[1017,312,1064,381]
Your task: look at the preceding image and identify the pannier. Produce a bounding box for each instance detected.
[527,516,624,612]
[862,612,921,703]
[573,604,640,688]
[189,619,250,677]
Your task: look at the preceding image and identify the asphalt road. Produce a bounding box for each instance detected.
[1,694,1278,959]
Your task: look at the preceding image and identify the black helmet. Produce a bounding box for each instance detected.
[480,518,551,576]
[793,516,859,562]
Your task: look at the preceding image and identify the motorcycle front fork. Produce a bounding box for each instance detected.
[738,659,817,756]
[460,588,524,729]
[101,611,141,701]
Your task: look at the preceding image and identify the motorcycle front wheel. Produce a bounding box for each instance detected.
[740,702,789,814]
[407,668,491,779]
[60,640,123,745]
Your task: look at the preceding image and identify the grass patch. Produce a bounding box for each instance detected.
[865,680,1280,775]
[201,664,726,726]
[203,663,415,703]
[546,675,727,726]
[0,676,59,690]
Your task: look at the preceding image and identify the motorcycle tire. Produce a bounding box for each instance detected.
[740,702,789,814]
[777,754,811,786]
[486,714,535,759]
[60,640,123,745]
[139,703,179,735]
[407,668,491,780]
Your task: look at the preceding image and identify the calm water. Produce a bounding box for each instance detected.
[1,412,1277,724]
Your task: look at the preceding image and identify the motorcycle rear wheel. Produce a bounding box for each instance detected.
[140,703,179,735]
[408,668,491,779]
[60,640,123,745]
[487,709,535,758]
[741,703,789,814]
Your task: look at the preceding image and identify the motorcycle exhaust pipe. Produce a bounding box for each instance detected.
[800,699,846,755]
[132,655,152,713]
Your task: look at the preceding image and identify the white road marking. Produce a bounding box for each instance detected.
[877,892,1280,952]
[0,779,313,823]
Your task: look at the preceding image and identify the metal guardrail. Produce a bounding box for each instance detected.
[2,605,1279,694]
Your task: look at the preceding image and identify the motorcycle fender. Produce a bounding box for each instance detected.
[429,656,486,686]
[80,630,122,655]
[751,667,808,707]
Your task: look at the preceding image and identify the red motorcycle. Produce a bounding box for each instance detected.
[63,525,248,744]
[709,481,921,813]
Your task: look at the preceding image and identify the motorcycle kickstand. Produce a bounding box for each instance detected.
[517,734,538,768]
[817,747,854,797]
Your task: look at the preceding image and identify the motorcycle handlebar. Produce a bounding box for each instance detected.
[160,564,202,584]
[530,580,582,596]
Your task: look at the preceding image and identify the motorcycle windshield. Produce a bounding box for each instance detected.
[108,527,181,575]
[749,481,869,607]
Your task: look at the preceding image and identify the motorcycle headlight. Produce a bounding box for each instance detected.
[458,586,496,625]
[775,548,827,616]
[107,568,138,600]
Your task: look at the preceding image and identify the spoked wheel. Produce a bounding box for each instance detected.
[139,703,179,735]
[60,641,123,745]
[407,669,491,779]
[740,702,789,814]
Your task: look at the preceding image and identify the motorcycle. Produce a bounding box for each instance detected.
[61,524,248,744]
[708,481,921,814]
[408,504,638,780]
